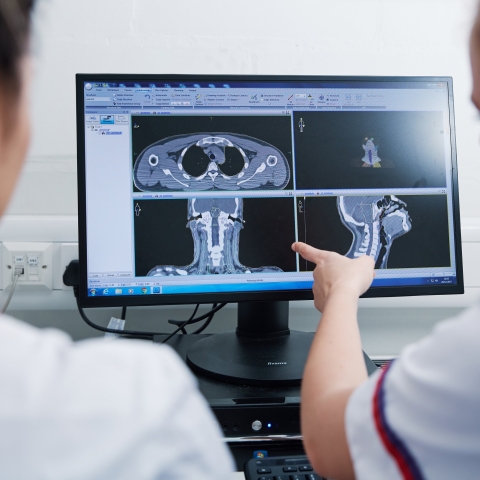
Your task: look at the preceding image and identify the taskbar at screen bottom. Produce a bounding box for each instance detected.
[87,276,457,297]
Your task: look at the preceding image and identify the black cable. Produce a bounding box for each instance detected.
[168,302,218,334]
[168,305,202,330]
[67,264,219,339]
[187,302,226,322]
[159,318,197,344]
[191,317,212,334]
[192,303,217,334]
[179,304,199,334]
[161,303,227,344]
[74,289,226,340]
[168,303,226,327]
[76,296,163,337]
[160,303,200,343]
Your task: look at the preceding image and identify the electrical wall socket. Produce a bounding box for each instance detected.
[1,242,53,289]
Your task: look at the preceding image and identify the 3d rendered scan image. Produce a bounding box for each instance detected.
[297,195,450,271]
[133,197,297,277]
[132,115,293,192]
[293,111,447,190]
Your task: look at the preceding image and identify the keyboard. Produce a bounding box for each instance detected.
[244,455,324,480]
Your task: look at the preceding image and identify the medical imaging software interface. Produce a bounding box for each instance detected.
[82,79,458,298]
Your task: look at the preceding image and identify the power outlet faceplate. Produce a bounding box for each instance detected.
[1,242,53,289]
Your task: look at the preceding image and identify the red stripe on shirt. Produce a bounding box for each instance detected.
[372,364,423,480]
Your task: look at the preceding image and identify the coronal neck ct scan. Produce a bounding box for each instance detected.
[80,77,460,297]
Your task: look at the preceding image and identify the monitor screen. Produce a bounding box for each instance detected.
[76,75,463,308]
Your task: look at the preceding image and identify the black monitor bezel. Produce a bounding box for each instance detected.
[76,73,464,308]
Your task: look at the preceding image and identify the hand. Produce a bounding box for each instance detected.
[292,242,375,312]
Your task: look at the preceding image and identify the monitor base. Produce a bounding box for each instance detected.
[186,329,313,387]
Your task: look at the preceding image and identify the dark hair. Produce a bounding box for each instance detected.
[0,0,35,94]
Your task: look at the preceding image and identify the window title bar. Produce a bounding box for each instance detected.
[84,81,448,91]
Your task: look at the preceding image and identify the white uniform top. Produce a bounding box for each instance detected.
[0,314,234,479]
[346,303,480,480]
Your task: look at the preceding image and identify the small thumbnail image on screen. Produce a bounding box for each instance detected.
[296,194,450,271]
[132,197,297,277]
[131,115,294,193]
[293,111,447,190]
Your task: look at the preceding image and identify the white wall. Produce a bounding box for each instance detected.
[7,0,480,216]
[2,0,480,316]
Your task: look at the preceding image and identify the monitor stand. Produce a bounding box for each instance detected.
[186,300,314,387]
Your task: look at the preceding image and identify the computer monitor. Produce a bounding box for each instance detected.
[76,74,463,386]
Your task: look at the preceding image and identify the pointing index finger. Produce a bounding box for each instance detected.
[291,242,327,264]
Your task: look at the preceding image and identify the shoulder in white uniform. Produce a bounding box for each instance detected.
[346,304,480,480]
[0,314,235,480]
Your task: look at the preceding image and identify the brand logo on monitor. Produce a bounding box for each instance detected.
[267,362,287,365]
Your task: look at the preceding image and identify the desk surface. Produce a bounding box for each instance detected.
[233,473,245,479]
